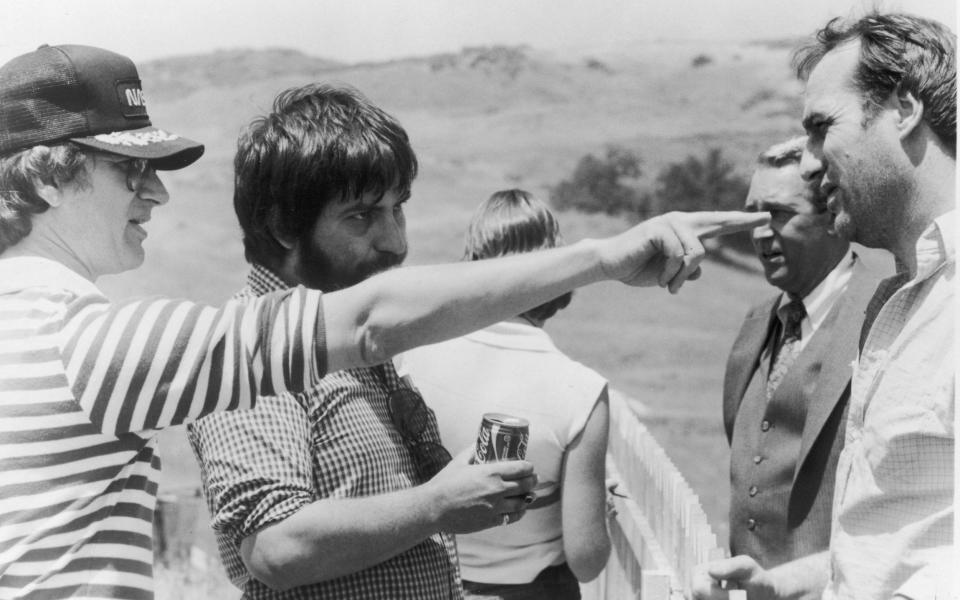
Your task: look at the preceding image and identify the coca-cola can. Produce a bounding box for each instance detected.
[474,413,529,463]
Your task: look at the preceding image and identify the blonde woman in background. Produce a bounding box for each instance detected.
[397,189,611,600]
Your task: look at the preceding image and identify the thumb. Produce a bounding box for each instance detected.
[706,555,761,581]
[452,445,475,465]
[485,459,536,480]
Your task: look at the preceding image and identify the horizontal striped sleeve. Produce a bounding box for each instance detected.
[60,286,326,434]
[0,267,328,598]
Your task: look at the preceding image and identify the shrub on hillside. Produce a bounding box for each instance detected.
[654,148,753,253]
[550,146,754,254]
[691,53,713,68]
[584,57,613,73]
[654,148,747,212]
[550,146,645,216]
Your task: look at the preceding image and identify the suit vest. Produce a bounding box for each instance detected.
[728,329,843,567]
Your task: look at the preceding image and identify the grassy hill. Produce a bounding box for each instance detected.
[93,41,888,568]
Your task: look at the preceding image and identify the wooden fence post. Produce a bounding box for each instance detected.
[154,488,205,568]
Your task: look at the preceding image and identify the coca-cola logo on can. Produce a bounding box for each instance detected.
[474,413,530,463]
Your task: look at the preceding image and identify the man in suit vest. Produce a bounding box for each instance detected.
[713,137,883,587]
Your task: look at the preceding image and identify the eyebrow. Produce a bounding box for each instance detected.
[336,189,410,215]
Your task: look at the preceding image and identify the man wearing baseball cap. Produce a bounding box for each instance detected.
[0,44,767,598]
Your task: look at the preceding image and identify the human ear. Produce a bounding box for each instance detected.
[891,88,924,140]
[266,205,297,250]
[33,181,65,208]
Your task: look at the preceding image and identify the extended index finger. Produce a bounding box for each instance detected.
[683,211,771,239]
[705,555,761,581]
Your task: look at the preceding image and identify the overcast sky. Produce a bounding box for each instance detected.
[1,0,956,65]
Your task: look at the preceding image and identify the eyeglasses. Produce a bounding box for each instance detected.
[385,384,453,483]
[100,156,152,191]
[121,158,152,192]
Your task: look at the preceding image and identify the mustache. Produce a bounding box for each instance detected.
[368,251,405,275]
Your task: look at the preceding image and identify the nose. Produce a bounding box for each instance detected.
[375,211,407,256]
[139,170,170,205]
[799,142,823,184]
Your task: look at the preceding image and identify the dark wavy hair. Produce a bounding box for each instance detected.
[0,143,89,255]
[793,12,956,155]
[464,189,572,323]
[233,83,418,267]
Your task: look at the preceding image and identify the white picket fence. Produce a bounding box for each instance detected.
[581,390,725,600]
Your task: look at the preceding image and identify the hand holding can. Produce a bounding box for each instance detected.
[474,413,535,522]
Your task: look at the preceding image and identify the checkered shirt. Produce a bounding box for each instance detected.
[188,264,461,599]
[825,211,956,600]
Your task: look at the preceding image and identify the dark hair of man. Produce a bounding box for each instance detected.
[233,84,418,268]
[463,189,572,323]
[0,143,89,254]
[792,12,957,156]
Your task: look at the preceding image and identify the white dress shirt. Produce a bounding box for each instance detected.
[824,211,955,600]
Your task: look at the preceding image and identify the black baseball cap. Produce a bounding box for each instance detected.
[0,44,203,170]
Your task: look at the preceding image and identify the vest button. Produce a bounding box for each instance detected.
[747,518,757,530]
[749,485,758,496]
[753,455,763,464]
[761,420,771,431]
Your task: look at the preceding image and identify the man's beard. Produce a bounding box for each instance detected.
[836,169,911,251]
[296,242,405,292]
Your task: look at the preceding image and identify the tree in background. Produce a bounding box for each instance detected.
[654,148,748,212]
[550,145,646,216]
[654,147,752,253]
[552,145,753,254]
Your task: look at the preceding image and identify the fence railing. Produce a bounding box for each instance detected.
[581,390,725,600]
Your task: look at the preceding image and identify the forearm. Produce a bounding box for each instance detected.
[242,485,439,590]
[562,389,611,582]
[324,239,605,371]
[323,210,771,371]
[240,450,538,590]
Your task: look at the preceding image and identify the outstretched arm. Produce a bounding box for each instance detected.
[324,211,769,372]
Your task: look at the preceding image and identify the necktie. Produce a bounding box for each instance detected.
[766,296,806,399]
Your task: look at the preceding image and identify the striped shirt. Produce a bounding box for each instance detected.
[0,256,327,599]
[188,265,461,599]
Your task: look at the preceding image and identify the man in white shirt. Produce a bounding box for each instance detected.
[795,12,955,600]
[692,11,955,600]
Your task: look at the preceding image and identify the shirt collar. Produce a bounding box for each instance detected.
[0,256,103,297]
[914,209,955,282]
[243,263,290,297]
[797,249,856,333]
[466,319,559,353]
